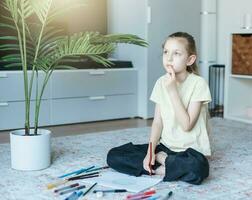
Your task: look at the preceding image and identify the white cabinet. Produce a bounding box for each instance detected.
[217,0,252,124]
[51,94,136,124]
[0,69,137,130]
[50,69,137,125]
[223,32,252,124]
[0,72,50,101]
[0,71,51,130]
[225,75,252,123]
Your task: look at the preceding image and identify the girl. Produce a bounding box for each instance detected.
[107,32,211,185]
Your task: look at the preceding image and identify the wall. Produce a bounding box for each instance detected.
[107,0,201,119]
[107,0,148,117]
[53,0,107,34]
[147,0,201,117]
[217,0,252,65]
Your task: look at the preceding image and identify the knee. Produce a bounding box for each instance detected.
[186,159,209,185]
[106,147,119,167]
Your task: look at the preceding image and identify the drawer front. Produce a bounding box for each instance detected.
[51,70,137,98]
[51,94,137,125]
[0,100,51,130]
[0,72,50,102]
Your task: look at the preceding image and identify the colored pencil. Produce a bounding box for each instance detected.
[58,166,95,178]
[54,183,80,193]
[47,172,99,189]
[127,189,156,199]
[85,166,109,173]
[59,185,86,195]
[82,182,97,198]
[68,172,99,181]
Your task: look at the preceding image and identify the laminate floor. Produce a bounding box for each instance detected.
[0,118,152,144]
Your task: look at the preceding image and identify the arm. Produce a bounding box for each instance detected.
[169,89,202,132]
[149,104,163,149]
[164,68,202,132]
[143,104,163,173]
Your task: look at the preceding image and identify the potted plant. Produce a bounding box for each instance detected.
[0,0,147,170]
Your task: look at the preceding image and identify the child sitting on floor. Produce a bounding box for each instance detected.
[107,32,212,185]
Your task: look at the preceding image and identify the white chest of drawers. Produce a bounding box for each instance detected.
[0,68,137,130]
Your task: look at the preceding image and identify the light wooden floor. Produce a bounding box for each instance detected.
[0,118,153,144]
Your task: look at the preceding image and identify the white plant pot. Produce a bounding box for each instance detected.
[10,129,51,170]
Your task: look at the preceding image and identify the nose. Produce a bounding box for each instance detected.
[166,53,173,62]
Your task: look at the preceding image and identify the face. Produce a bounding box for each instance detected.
[162,37,195,74]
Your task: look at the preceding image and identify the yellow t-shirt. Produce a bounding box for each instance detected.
[150,73,212,156]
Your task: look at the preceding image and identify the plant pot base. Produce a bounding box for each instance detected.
[10,129,51,171]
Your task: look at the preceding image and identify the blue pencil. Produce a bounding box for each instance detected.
[64,191,83,200]
[85,166,109,173]
[58,166,95,178]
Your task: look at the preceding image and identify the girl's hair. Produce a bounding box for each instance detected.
[163,32,199,74]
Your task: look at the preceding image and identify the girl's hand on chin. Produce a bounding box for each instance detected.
[164,64,173,74]
[164,66,177,91]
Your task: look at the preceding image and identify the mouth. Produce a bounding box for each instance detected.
[166,64,173,68]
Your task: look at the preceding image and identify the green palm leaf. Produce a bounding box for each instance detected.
[87,55,113,67]
[34,32,115,71]
[0,43,19,50]
[2,62,22,68]
[22,0,33,19]
[90,34,148,47]
[4,0,18,22]
[30,0,52,23]
[0,22,16,30]
[0,54,21,68]
[0,36,18,41]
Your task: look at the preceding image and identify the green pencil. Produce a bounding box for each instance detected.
[82,182,97,198]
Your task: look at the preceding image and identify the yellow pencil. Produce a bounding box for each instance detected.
[47,179,68,189]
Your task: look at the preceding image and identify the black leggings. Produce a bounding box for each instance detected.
[107,142,209,185]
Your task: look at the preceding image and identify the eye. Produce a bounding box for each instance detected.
[174,52,181,56]
[163,50,168,55]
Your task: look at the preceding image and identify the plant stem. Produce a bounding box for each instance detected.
[20,1,30,135]
[11,0,30,135]
[30,0,52,134]
[34,70,53,133]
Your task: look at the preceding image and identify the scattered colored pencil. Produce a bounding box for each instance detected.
[54,183,80,193]
[58,166,95,178]
[47,172,99,189]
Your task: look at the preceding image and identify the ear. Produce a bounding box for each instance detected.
[187,55,197,66]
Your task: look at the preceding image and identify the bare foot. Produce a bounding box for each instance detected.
[155,165,165,176]
[156,151,168,165]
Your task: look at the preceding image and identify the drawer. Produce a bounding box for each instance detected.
[51,94,137,125]
[0,72,50,102]
[51,69,137,98]
[0,100,51,130]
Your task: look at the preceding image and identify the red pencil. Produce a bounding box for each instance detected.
[127,189,156,199]
[149,142,152,176]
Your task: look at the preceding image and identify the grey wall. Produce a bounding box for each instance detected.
[53,0,107,34]
[107,0,201,118]
[147,0,201,117]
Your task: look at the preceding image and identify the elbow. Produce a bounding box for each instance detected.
[181,116,194,132]
[182,124,193,132]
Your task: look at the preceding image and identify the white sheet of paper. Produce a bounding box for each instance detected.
[81,171,162,193]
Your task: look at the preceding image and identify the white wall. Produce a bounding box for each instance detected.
[146,0,201,117]
[217,0,252,119]
[200,0,217,82]
[107,0,201,119]
[217,0,252,65]
[107,0,148,117]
